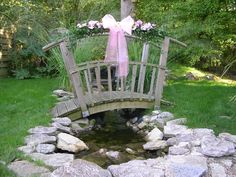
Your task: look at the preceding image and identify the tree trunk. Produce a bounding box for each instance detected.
[120,0,134,20]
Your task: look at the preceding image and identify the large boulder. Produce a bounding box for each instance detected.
[165,155,208,177]
[52,117,71,126]
[108,158,166,177]
[28,126,57,135]
[201,135,235,157]
[57,133,89,152]
[8,160,50,177]
[163,124,190,138]
[30,153,74,169]
[144,128,163,142]
[51,159,112,177]
[25,134,56,146]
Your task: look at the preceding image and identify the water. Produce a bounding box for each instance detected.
[75,111,163,168]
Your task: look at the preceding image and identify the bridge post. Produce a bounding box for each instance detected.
[59,40,89,117]
[154,37,170,109]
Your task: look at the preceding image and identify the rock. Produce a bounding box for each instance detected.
[106,151,121,162]
[137,122,147,129]
[36,144,55,154]
[144,128,163,142]
[143,140,167,150]
[164,124,189,137]
[98,148,108,156]
[74,118,89,126]
[209,163,227,177]
[204,74,215,80]
[219,132,236,146]
[130,117,138,124]
[51,122,71,134]
[52,117,71,126]
[165,155,208,177]
[53,89,73,97]
[18,145,35,154]
[167,137,177,146]
[168,142,191,155]
[8,160,50,177]
[201,135,235,157]
[166,118,187,126]
[219,159,233,167]
[157,111,174,120]
[125,148,136,155]
[108,158,166,177]
[25,134,56,146]
[57,133,89,152]
[51,159,112,177]
[152,110,161,115]
[57,96,71,101]
[28,126,57,135]
[185,72,198,80]
[190,147,203,156]
[130,124,139,133]
[71,122,85,134]
[30,153,74,169]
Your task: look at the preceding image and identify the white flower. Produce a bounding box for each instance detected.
[141,22,153,31]
[96,22,103,28]
[88,20,99,29]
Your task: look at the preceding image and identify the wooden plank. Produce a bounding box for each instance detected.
[56,102,68,117]
[95,62,102,92]
[154,37,170,109]
[64,100,78,112]
[148,67,157,100]
[59,40,89,117]
[86,62,92,83]
[137,42,149,94]
[107,65,112,98]
[51,106,59,117]
[131,64,137,98]
[84,70,92,96]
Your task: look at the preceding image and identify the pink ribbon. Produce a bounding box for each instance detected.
[102,14,134,77]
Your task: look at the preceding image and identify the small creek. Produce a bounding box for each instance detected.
[75,110,164,168]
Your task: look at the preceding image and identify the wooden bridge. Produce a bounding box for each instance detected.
[43,34,186,120]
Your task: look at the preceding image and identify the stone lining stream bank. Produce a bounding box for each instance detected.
[7,90,236,177]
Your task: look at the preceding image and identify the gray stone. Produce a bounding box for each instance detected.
[201,135,235,157]
[106,151,121,162]
[165,155,208,177]
[108,158,166,177]
[164,124,189,137]
[36,144,55,154]
[219,132,236,146]
[144,128,163,142]
[53,89,73,97]
[52,117,71,126]
[137,122,147,129]
[51,122,71,134]
[185,72,198,80]
[57,133,89,152]
[18,145,35,154]
[143,140,167,150]
[30,153,74,169]
[8,160,50,177]
[157,111,174,120]
[28,126,57,135]
[130,117,138,124]
[51,159,112,177]
[209,163,227,177]
[152,110,161,115]
[167,137,177,146]
[73,118,89,126]
[169,142,191,155]
[25,134,56,146]
[166,118,187,126]
[125,148,136,155]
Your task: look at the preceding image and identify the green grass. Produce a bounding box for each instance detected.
[0,78,58,176]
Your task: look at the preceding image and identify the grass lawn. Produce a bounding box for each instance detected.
[0,66,235,176]
[0,78,58,176]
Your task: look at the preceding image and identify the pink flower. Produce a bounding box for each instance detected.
[88,20,99,29]
[135,20,143,27]
[141,22,153,31]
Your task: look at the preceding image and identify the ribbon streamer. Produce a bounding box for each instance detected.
[102,14,134,77]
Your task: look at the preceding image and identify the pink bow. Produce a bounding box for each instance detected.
[102,14,134,77]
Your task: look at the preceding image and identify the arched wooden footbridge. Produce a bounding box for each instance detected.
[43,34,186,120]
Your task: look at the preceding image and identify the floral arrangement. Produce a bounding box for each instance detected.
[69,18,167,43]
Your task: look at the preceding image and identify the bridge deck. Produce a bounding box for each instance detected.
[52,91,155,120]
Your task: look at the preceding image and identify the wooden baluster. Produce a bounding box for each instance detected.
[131,64,137,98]
[155,37,170,109]
[107,64,112,98]
[148,67,157,100]
[137,42,149,94]
[95,62,101,92]
[59,40,89,117]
